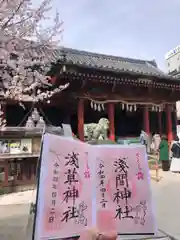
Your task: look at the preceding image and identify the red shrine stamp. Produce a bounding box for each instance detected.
[136,152,144,180]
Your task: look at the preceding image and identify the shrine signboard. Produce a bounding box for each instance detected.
[0,139,32,155]
[33,134,156,240]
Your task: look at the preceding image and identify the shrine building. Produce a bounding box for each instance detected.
[1,48,180,142]
[0,47,180,189]
[46,48,179,142]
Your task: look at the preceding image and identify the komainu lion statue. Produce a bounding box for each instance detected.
[84,118,109,141]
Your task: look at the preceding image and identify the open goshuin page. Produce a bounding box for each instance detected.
[34,133,156,240]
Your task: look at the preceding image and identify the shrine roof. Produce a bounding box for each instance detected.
[55,47,172,80]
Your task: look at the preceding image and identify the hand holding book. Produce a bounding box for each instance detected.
[79,228,117,240]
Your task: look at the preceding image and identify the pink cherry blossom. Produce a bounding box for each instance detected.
[0,0,69,108]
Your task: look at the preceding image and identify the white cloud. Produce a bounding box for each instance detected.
[35,0,180,70]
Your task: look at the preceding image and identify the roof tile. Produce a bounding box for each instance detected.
[55,48,172,80]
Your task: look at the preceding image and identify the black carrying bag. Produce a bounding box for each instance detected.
[171,142,180,158]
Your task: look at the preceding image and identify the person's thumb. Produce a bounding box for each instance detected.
[79,228,99,240]
[100,231,117,240]
[79,229,117,240]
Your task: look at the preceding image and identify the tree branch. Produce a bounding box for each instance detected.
[1,0,26,30]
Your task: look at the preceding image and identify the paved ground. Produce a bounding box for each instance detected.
[0,204,30,240]
[0,190,35,240]
[0,190,34,205]
[151,170,180,239]
[0,171,180,240]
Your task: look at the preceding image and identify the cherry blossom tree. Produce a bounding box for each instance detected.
[0,0,69,104]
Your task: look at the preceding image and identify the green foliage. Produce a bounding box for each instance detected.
[117,137,140,145]
[88,139,117,145]
[96,140,116,145]
[0,187,8,195]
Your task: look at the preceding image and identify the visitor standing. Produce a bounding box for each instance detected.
[170,135,180,173]
[159,135,170,171]
[140,130,148,151]
[152,133,161,153]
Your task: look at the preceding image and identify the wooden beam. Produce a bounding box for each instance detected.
[166,105,173,143]
[78,99,84,141]
[143,106,150,134]
[108,103,115,141]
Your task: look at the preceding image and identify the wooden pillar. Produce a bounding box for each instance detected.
[78,99,84,141]
[143,106,150,134]
[31,161,35,182]
[4,160,9,186]
[108,103,115,141]
[166,105,173,143]
[158,111,162,135]
[13,162,18,184]
[22,162,27,181]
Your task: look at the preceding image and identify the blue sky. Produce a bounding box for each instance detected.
[45,0,180,71]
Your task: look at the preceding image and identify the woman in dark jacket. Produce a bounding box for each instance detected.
[170,135,180,173]
[159,135,170,171]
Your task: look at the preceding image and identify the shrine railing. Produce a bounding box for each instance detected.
[0,126,64,137]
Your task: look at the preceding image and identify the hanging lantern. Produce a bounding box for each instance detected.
[134,105,137,111]
[122,103,125,110]
[129,105,132,112]
[94,103,97,111]
[101,104,105,111]
[90,101,93,109]
[98,104,101,111]
[126,104,129,111]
